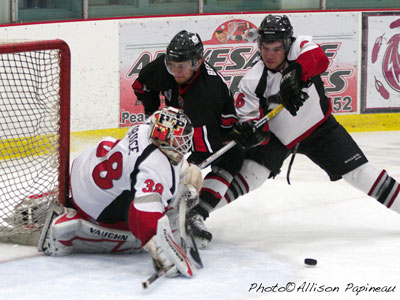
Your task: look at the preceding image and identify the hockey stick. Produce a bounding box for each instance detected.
[198,104,284,169]
[189,233,203,267]
[142,265,174,289]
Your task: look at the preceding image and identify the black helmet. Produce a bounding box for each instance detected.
[257,15,293,51]
[166,30,204,62]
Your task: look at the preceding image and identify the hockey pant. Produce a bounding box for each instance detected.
[46,208,142,256]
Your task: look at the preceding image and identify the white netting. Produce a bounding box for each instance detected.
[0,43,64,244]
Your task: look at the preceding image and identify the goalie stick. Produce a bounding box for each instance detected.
[198,104,284,169]
[142,265,174,289]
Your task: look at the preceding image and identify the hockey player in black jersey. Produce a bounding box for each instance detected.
[132,30,268,247]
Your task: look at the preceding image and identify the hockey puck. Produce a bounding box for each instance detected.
[304,258,317,266]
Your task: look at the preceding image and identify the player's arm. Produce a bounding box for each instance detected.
[128,159,203,246]
[129,159,200,278]
[132,78,161,117]
[294,38,329,81]
[229,76,270,148]
[131,56,168,116]
[280,37,329,116]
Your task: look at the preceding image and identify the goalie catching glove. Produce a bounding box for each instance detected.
[144,215,197,278]
[230,121,270,148]
[280,62,309,116]
[179,160,202,209]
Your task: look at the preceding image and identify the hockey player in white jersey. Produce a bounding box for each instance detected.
[192,14,400,242]
[38,107,202,278]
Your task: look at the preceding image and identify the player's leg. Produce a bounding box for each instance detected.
[188,135,289,247]
[219,134,290,208]
[343,164,400,212]
[301,115,400,212]
[217,159,271,209]
[187,144,244,245]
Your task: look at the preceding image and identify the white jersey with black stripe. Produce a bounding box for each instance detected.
[235,36,329,148]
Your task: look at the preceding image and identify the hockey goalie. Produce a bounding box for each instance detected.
[38,107,202,279]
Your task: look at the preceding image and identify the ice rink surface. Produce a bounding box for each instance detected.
[1,131,400,300]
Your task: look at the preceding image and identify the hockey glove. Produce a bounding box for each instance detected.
[180,160,203,195]
[280,62,309,116]
[230,121,270,148]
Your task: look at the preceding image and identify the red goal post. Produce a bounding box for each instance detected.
[0,39,70,245]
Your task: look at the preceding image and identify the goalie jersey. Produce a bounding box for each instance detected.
[70,124,182,245]
[235,36,331,149]
[132,54,237,153]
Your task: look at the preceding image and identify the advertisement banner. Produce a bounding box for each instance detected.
[362,12,400,113]
[119,13,359,127]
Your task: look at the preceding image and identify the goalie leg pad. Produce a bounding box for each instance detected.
[144,215,196,278]
[45,208,142,256]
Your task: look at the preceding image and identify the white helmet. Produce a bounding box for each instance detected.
[150,107,194,164]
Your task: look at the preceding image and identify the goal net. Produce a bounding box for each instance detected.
[0,40,70,245]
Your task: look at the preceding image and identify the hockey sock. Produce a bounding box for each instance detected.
[369,171,400,212]
[219,159,271,209]
[196,165,234,217]
[343,163,400,213]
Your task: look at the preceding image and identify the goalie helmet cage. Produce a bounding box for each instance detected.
[0,39,70,245]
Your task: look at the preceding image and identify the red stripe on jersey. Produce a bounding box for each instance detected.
[300,40,309,48]
[368,170,386,196]
[128,201,163,246]
[204,174,230,187]
[386,185,400,208]
[193,127,208,152]
[286,101,332,149]
[131,79,144,93]
[222,116,237,128]
[237,172,250,193]
[296,45,329,82]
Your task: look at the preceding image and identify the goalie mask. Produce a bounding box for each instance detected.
[257,14,293,52]
[165,30,204,75]
[150,107,194,165]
